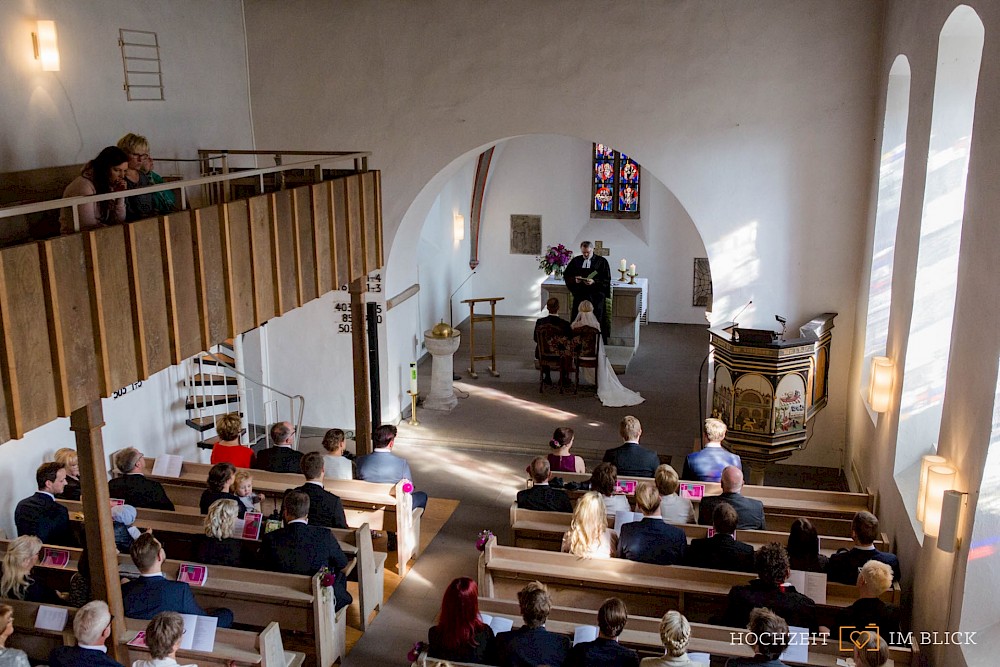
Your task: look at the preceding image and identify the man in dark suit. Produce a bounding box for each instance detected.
[534,297,572,384]
[827,510,901,584]
[48,600,125,667]
[697,465,766,530]
[15,462,78,547]
[517,457,573,513]
[726,607,792,667]
[722,543,819,633]
[602,416,659,478]
[681,417,743,483]
[294,451,348,528]
[356,424,428,510]
[108,447,174,511]
[259,489,353,611]
[684,502,755,572]
[122,533,234,627]
[488,580,570,666]
[617,482,686,565]
[565,597,639,667]
[563,241,611,340]
[253,421,305,474]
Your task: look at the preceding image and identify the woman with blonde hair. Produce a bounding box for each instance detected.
[0,604,30,667]
[561,491,617,558]
[53,448,82,501]
[197,499,243,567]
[210,412,254,468]
[0,536,63,604]
[641,610,706,666]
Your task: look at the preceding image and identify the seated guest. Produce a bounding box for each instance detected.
[428,577,495,663]
[654,464,695,524]
[0,536,63,605]
[566,597,639,667]
[697,466,765,530]
[252,421,304,473]
[682,418,742,483]
[787,518,828,573]
[590,462,631,517]
[48,600,125,667]
[122,534,233,628]
[835,561,902,644]
[0,603,31,667]
[356,424,428,510]
[618,483,686,565]
[199,462,245,518]
[684,503,755,573]
[535,297,571,384]
[233,470,264,514]
[853,632,889,667]
[602,416,659,478]
[517,457,573,513]
[640,610,707,667]
[14,462,77,546]
[295,452,348,528]
[109,448,174,511]
[58,146,129,234]
[131,611,195,667]
[197,499,244,568]
[53,448,82,500]
[562,491,617,559]
[725,607,790,667]
[488,581,570,667]
[722,543,818,633]
[111,504,143,554]
[69,550,93,608]
[321,428,354,480]
[116,133,156,222]
[827,511,901,585]
[548,426,586,473]
[210,412,254,468]
[258,490,352,611]
[141,155,176,215]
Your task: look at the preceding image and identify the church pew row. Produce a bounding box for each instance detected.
[144,457,421,575]
[477,537,899,633]
[1,598,305,666]
[0,540,347,666]
[413,597,914,667]
[509,504,888,555]
[58,499,385,630]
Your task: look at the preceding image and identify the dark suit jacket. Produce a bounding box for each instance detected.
[58,476,82,501]
[566,637,639,667]
[49,646,125,667]
[253,446,304,474]
[684,533,755,572]
[602,442,659,478]
[827,547,901,585]
[489,625,571,667]
[14,491,77,546]
[534,315,572,357]
[517,484,573,513]
[258,521,352,610]
[108,474,174,511]
[197,536,244,568]
[121,574,206,619]
[295,482,348,529]
[200,489,246,518]
[682,447,743,483]
[617,517,686,565]
[428,624,495,663]
[564,254,612,304]
[834,597,902,644]
[723,579,818,632]
[698,492,766,530]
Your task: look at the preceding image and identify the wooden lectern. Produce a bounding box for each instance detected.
[462,297,504,378]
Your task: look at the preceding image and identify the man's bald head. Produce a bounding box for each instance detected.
[720,466,744,493]
[528,457,551,484]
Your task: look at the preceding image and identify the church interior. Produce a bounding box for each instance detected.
[1,1,999,665]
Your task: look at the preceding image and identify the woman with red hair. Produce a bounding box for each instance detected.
[428,576,494,663]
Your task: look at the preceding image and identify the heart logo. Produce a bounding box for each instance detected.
[850,630,872,649]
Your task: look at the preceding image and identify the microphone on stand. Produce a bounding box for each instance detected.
[775,315,787,340]
[731,299,753,340]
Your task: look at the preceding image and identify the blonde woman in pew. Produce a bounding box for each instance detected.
[561,491,617,558]
[53,448,82,501]
[0,536,65,605]
[0,604,30,667]
[640,610,707,667]
[654,464,695,524]
[198,499,244,568]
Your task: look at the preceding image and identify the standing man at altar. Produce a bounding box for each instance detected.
[564,241,611,341]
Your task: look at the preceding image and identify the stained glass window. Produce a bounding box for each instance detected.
[592,143,640,218]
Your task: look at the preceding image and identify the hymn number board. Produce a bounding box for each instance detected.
[335,272,385,334]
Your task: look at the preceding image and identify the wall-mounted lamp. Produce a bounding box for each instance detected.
[922,463,957,538]
[453,213,465,242]
[32,20,60,71]
[916,453,946,522]
[937,489,968,553]
[867,356,894,413]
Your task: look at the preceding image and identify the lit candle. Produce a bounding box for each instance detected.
[619,258,627,271]
[409,362,418,394]
[629,264,636,276]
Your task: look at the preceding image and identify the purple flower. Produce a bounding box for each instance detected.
[407,641,428,662]
[476,529,495,551]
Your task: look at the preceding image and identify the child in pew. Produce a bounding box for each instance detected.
[232,470,265,515]
[112,504,145,554]
[131,611,196,667]
[0,603,31,667]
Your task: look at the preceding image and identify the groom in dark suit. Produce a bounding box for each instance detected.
[563,241,611,339]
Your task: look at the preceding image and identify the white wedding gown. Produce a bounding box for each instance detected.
[572,311,644,408]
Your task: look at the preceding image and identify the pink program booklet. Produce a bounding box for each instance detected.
[110,498,125,507]
[679,482,705,500]
[242,512,263,540]
[615,480,637,495]
[41,548,70,568]
[177,563,208,586]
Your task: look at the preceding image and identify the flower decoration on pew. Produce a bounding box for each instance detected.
[476,529,494,552]
[401,479,414,494]
[538,244,573,278]
[407,640,428,662]
[317,566,336,588]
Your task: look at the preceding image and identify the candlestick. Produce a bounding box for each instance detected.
[618,268,628,282]
[407,390,420,426]
[629,272,637,285]
[409,362,418,394]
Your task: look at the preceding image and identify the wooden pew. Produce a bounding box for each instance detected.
[477,537,900,632]
[2,598,305,666]
[58,499,385,630]
[144,457,421,575]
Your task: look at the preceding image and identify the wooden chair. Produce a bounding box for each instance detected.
[571,325,600,393]
[536,324,570,392]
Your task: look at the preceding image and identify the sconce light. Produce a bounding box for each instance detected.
[916,453,946,521]
[922,463,957,538]
[867,356,894,413]
[32,20,60,71]
[453,213,465,242]
[937,489,968,553]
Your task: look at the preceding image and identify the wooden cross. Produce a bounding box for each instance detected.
[593,240,611,257]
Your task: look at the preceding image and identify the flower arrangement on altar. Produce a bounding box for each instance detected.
[538,244,573,278]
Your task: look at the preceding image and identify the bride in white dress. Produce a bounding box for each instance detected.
[571,301,644,407]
